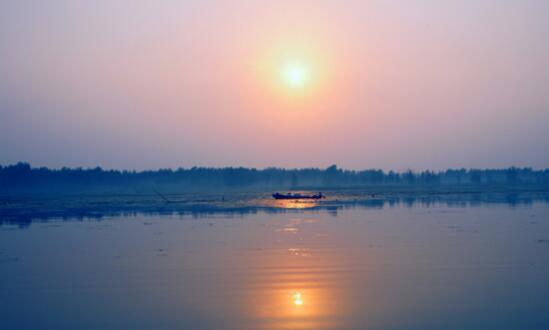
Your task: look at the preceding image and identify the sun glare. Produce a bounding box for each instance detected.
[254,36,335,102]
[282,62,309,88]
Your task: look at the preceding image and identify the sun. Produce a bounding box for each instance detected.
[253,38,335,102]
[282,62,310,88]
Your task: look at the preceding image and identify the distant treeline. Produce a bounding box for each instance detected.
[1,163,548,193]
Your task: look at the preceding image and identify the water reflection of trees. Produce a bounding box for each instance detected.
[1,192,548,228]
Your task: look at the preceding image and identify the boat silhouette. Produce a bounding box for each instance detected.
[272,192,324,200]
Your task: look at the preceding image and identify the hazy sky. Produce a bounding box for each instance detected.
[1,0,548,170]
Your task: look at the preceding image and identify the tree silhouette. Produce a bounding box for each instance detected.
[0,163,547,194]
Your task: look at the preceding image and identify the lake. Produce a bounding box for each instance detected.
[1,197,549,329]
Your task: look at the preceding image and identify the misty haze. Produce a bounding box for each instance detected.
[1,1,549,330]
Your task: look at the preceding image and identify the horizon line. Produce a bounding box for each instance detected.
[1,162,547,173]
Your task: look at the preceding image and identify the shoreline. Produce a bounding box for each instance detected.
[1,186,549,227]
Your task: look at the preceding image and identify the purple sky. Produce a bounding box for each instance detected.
[1,0,548,170]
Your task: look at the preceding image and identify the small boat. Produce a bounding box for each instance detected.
[272,192,324,200]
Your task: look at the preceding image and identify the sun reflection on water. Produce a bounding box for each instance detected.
[260,194,321,210]
[250,252,345,329]
[242,216,353,329]
[293,292,304,306]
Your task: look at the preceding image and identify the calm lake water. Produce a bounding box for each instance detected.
[1,200,549,329]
